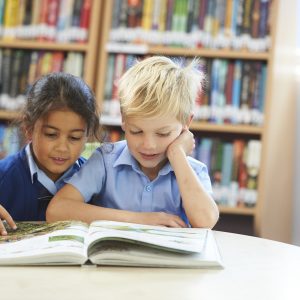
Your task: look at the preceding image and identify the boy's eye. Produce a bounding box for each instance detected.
[129,130,142,135]
[157,132,171,137]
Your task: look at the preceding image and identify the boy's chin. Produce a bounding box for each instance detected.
[138,157,167,170]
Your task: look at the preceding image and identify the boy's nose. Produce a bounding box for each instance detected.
[142,137,156,149]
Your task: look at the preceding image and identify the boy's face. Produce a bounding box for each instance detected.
[122,114,186,179]
[27,108,87,182]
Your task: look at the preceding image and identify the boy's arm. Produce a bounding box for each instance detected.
[167,130,219,228]
[46,184,187,228]
[0,205,17,235]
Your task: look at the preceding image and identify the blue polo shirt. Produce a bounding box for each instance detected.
[0,144,85,221]
[67,140,213,224]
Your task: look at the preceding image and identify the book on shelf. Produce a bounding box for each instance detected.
[108,0,271,50]
[0,49,84,109]
[0,0,91,42]
[79,0,92,42]
[0,220,223,268]
[195,136,260,207]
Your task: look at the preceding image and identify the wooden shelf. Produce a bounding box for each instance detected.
[106,42,270,60]
[190,122,263,135]
[148,46,270,61]
[100,115,263,135]
[0,110,20,120]
[0,40,89,52]
[218,205,256,216]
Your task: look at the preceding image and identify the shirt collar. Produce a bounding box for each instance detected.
[25,143,80,194]
[113,143,173,176]
[113,145,139,170]
[25,144,38,183]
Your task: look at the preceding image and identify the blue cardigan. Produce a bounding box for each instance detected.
[0,147,85,221]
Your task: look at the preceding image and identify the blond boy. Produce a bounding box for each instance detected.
[47,56,219,228]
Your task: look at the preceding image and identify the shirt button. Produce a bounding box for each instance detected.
[145,185,151,192]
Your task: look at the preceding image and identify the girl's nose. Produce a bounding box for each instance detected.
[55,138,69,151]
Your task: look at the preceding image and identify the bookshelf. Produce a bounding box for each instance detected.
[95,0,286,238]
[0,0,102,119]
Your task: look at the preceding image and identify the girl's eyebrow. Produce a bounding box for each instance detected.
[42,125,86,132]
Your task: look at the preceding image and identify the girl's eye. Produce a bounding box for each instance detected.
[70,136,82,141]
[45,133,57,138]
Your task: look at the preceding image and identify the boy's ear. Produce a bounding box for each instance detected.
[186,113,194,128]
[121,114,125,131]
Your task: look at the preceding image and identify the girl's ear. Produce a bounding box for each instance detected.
[23,126,33,142]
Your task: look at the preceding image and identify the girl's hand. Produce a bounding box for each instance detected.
[167,129,195,158]
[0,205,17,236]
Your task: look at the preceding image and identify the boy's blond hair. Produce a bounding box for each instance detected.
[118,56,204,124]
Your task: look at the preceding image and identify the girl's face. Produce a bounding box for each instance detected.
[27,108,87,181]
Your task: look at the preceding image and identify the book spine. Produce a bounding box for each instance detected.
[190,0,200,32]
[111,0,122,29]
[198,0,207,31]
[251,0,260,38]
[46,0,60,41]
[79,0,91,42]
[224,0,233,37]
[186,0,194,33]
[158,0,167,32]
[241,0,253,35]
[1,49,12,97]
[38,0,49,41]
[0,0,5,32]
[224,60,234,123]
[231,60,242,123]
[127,0,142,28]
[52,51,64,72]
[239,61,251,124]
[141,0,153,30]
[165,0,174,31]
[3,0,19,39]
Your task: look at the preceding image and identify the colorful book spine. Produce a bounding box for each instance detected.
[141,0,153,30]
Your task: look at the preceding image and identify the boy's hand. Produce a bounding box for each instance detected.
[0,205,17,236]
[167,129,195,158]
[138,212,187,228]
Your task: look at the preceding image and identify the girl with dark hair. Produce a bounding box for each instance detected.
[0,72,101,235]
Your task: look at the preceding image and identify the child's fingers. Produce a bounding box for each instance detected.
[0,220,7,236]
[166,216,187,228]
[174,217,188,228]
[0,206,17,232]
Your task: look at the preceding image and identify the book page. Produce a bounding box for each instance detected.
[89,230,223,268]
[87,221,209,255]
[0,221,89,265]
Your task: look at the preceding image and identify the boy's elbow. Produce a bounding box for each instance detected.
[206,209,220,229]
[191,209,220,229]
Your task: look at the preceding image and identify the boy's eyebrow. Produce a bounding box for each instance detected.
[156,126,173,130]
[42,125,86,132]
[128,124,173,131]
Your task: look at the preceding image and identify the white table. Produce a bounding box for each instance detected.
[1,231,300,300]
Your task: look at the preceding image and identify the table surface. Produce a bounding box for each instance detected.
[1,231,300,300]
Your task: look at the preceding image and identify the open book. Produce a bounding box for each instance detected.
[0,221,223,268]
